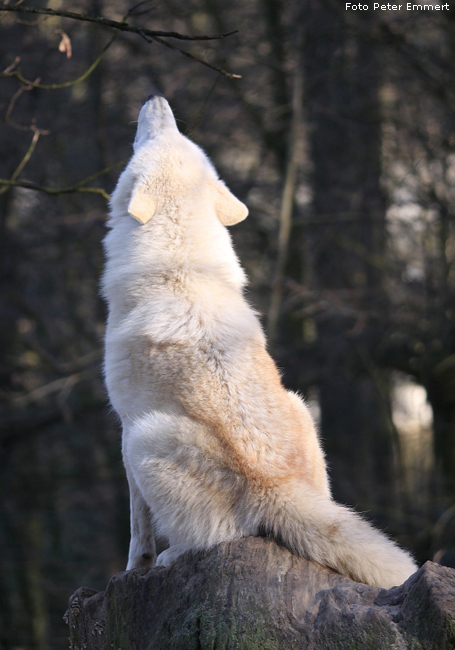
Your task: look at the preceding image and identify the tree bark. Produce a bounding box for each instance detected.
[65,536,455,649]
[427,359,455,499]
[302,1,398,521]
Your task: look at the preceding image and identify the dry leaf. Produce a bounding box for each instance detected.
[58,31,72,59]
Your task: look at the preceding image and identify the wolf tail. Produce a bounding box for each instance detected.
[257,484,417,589]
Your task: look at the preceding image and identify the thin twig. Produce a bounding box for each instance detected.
[1,32,117,89]
[2,55,20,74]
[0,6,241,82]
[0,159,126,200]
[151,34,241,79]
[0,5,237,41]
[127,0,158,18]
[68,159,128,188]
[185,73,222,136]
[12,369,94,407]
[5,80,34,124]
[10,129,40,179]
[0,178,110,200]
[0,129,43,196]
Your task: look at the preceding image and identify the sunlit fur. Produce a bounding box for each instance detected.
[102,96,417,588]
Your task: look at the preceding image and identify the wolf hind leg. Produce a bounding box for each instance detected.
[124,412,251,556]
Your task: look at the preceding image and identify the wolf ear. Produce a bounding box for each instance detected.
[128,182,157,224]
[212,179,248,226]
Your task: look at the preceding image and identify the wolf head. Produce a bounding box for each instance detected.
[122,95,248,228]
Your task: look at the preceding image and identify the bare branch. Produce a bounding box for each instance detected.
[186,74,222,136]
[0,129,45,196]
[5,79,34,125]
[12,369,95,407]
[2,55,20,74]
[151,35,241,79]
[69,160,128,188]
[0,159,127,201]
[0,32,117,89]
[0,6,241,82]
[0,5,237,42]
[0,178,111,200]
[0,3,241,208]
[10,129,40,178]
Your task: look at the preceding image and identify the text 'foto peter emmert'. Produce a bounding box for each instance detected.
[346,2,450,10]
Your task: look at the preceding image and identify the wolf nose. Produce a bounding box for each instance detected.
[147,92,165,102]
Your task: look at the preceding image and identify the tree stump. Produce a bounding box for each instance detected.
[64,536,455,649]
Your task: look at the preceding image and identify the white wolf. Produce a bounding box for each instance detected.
[102,95,417,588]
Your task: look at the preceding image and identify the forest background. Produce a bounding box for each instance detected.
[1,0,455,648]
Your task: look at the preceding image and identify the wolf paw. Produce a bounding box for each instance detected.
[155,545,189,567]
[126,551,156,570]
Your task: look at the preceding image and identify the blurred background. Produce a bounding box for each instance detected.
[1,0,455,647]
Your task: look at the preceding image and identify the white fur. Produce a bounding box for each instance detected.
[102,96,417,588]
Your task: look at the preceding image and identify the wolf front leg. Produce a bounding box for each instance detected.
[123,453,157,570]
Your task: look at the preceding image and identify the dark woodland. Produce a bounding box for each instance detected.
[1,1,455,647]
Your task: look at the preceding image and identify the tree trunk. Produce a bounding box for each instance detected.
[302,1,398,522]
[427,358,455,499]
[65,536,455,649]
